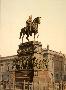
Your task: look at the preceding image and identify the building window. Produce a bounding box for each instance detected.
[59,61,63,71]
[56,74,59,79]
[25,85,28,89]
[34,71,38,76]
[43,86,45,90]
[64,65,66,71]
[1,64,4,72]
[64,75,66,81]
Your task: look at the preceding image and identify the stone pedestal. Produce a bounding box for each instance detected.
[12,41,51,90]
[15,41,43,90]
[17,41,43,70]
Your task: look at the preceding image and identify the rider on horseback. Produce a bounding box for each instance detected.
[19,16,41,43]
[26,15,32,32]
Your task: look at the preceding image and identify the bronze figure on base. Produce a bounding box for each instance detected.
[19,16,41,43]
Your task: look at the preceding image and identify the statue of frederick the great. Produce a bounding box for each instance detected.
[19,15,41,43]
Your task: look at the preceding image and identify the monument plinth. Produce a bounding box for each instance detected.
[17,41,43,70]
[17,41,42,55]
[13,40,44,90]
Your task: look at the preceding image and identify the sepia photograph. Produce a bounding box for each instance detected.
[0,0,66,90]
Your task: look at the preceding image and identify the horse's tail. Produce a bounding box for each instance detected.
[19,32,22,39]
[19,27,26,39]
[19,31,21,39]
[19,28,23,39]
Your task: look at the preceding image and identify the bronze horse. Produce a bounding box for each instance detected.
[19,17,41,43]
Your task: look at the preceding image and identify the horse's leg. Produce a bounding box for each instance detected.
[22,34,24,43]
[26,35,29,42]
[37,34,39,38]
[34,33,35,41]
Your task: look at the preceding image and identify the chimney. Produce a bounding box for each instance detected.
[47,45,49,50]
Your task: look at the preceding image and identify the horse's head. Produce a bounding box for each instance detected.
[33,17,41,24]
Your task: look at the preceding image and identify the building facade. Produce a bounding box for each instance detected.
[0,41,66,90]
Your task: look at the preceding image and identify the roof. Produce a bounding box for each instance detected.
[0,55,18,61]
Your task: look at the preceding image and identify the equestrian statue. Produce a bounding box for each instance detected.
[19,15,41,43]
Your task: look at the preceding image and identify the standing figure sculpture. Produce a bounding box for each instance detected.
[19,15,41,43]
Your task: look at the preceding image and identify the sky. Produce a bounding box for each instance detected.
[0,0,66,57]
